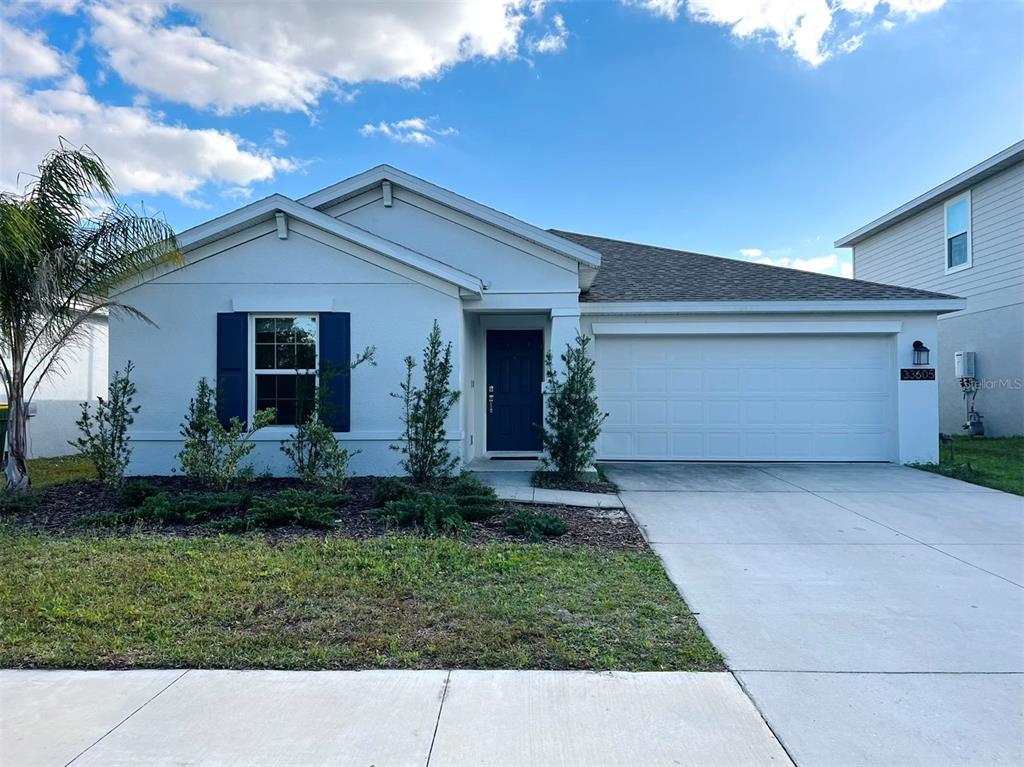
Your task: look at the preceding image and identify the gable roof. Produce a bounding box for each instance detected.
[835,140,1024,248]
[551,230,961,305]
[175,194,484,294]
[298,164,602,268]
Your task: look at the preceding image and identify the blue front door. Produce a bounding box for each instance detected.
[486,329,544,452]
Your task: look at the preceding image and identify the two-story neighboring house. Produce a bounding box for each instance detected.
[836,142,1024,437]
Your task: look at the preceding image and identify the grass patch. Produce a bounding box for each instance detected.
[912,436,1023,496]
[25,455,96,488]
[0,531,721,671]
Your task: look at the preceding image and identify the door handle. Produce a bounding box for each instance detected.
[488,394,494,414]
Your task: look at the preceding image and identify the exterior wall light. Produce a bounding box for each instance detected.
[912,340,931,366]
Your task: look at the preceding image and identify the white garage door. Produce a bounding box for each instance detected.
[595,335,896,461]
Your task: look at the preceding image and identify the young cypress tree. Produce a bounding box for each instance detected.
[540,334,607,479]
[391,321,461,483]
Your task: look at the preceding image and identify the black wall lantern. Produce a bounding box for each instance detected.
[912,340,931,366]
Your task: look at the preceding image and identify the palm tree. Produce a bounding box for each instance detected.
[0,142,180,491]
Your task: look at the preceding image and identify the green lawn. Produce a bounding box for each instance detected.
[0,532,722,671]
[26,455,96,488]
[914,436,1024,496]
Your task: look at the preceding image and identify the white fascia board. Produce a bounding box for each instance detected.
[835,141,1024,247]
[592,321,903,336]
[579,299,967,315]
[176,194,484,295]
[298,164,603,268]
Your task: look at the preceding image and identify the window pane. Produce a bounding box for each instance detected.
[294,316,316,344]
[946,199,968,235]
[255,344,275,370]
[255,318,275,344]
[275,317,297,343]
[276,344,295,369]
[948,233,968,267]
[256,376,276,398]
[275,400,295,425]
[276,375,296,398]
[296,343,316,369]
[254,373,318,426]
[296,374,316,399]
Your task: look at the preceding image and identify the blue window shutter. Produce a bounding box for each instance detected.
[217,312,248,428]
[319,312,351,432]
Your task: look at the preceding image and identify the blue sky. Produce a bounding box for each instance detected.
[2,1,1021,278]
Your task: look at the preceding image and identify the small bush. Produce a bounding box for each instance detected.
[540,335,607,480]
[445,473,499,521]
[117,480,160,509]
[177,378,275,489]
[0,492,40,515]
[281,413,356,493]
[375,493,469,537]
[83,491,248,527]
[372,476,418,507]
[391,321,461,484]
[504,509,569,542]
[214,490,344,532]
[69,362,139,487]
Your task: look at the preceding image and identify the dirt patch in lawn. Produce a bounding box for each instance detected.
[3,475,647,551]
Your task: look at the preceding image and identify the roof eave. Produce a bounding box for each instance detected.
[579,298,967,314]
[298,165,603,268]
[176,195,484,295]
[835,140,1024,248]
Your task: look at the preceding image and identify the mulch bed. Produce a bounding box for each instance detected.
[531,471,619,494]
[3,475,647,551]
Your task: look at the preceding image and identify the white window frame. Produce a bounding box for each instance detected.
[943,191,972,274]
[247,313,319,426]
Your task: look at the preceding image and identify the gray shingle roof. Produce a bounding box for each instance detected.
[550,230,960,303]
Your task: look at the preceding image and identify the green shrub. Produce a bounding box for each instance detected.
[69,362,140,487]
[0,492,40,515]
[375,493,469,537]
[117,480,160,509]
[82,491,247,527]
[280,413,356,493]
[391,321,461,484]
[540,335,607,480]
[372,476,418,507]
[445,473,499,521]
[504,509,569,542]
[177,378,275,489]
[214,490,344,532]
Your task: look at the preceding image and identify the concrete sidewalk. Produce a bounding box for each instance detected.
[470,469,623,509]
[0,669,791,766]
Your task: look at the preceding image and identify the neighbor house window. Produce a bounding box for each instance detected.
[944,192,972,273]
[252,315,317,425]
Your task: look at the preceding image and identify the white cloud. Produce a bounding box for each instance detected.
[529,13,568,54]
[754,252,853,279]
[271,128,288,147]
[83,0,560,114]
[359,116,458,146]
[0,78,297,202]
[624,0,947,65]
[739,247,763,258]
[0,20,65,80]
[839,33,864,53]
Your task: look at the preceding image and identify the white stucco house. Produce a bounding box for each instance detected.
[111,165,964,476]
[836,141,1023,437]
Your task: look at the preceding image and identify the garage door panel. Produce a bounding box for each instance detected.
[595,335,896,462]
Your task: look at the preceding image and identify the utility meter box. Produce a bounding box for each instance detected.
[955,351,976,379]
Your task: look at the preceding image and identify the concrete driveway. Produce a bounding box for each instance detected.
[604,462,1024,767]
